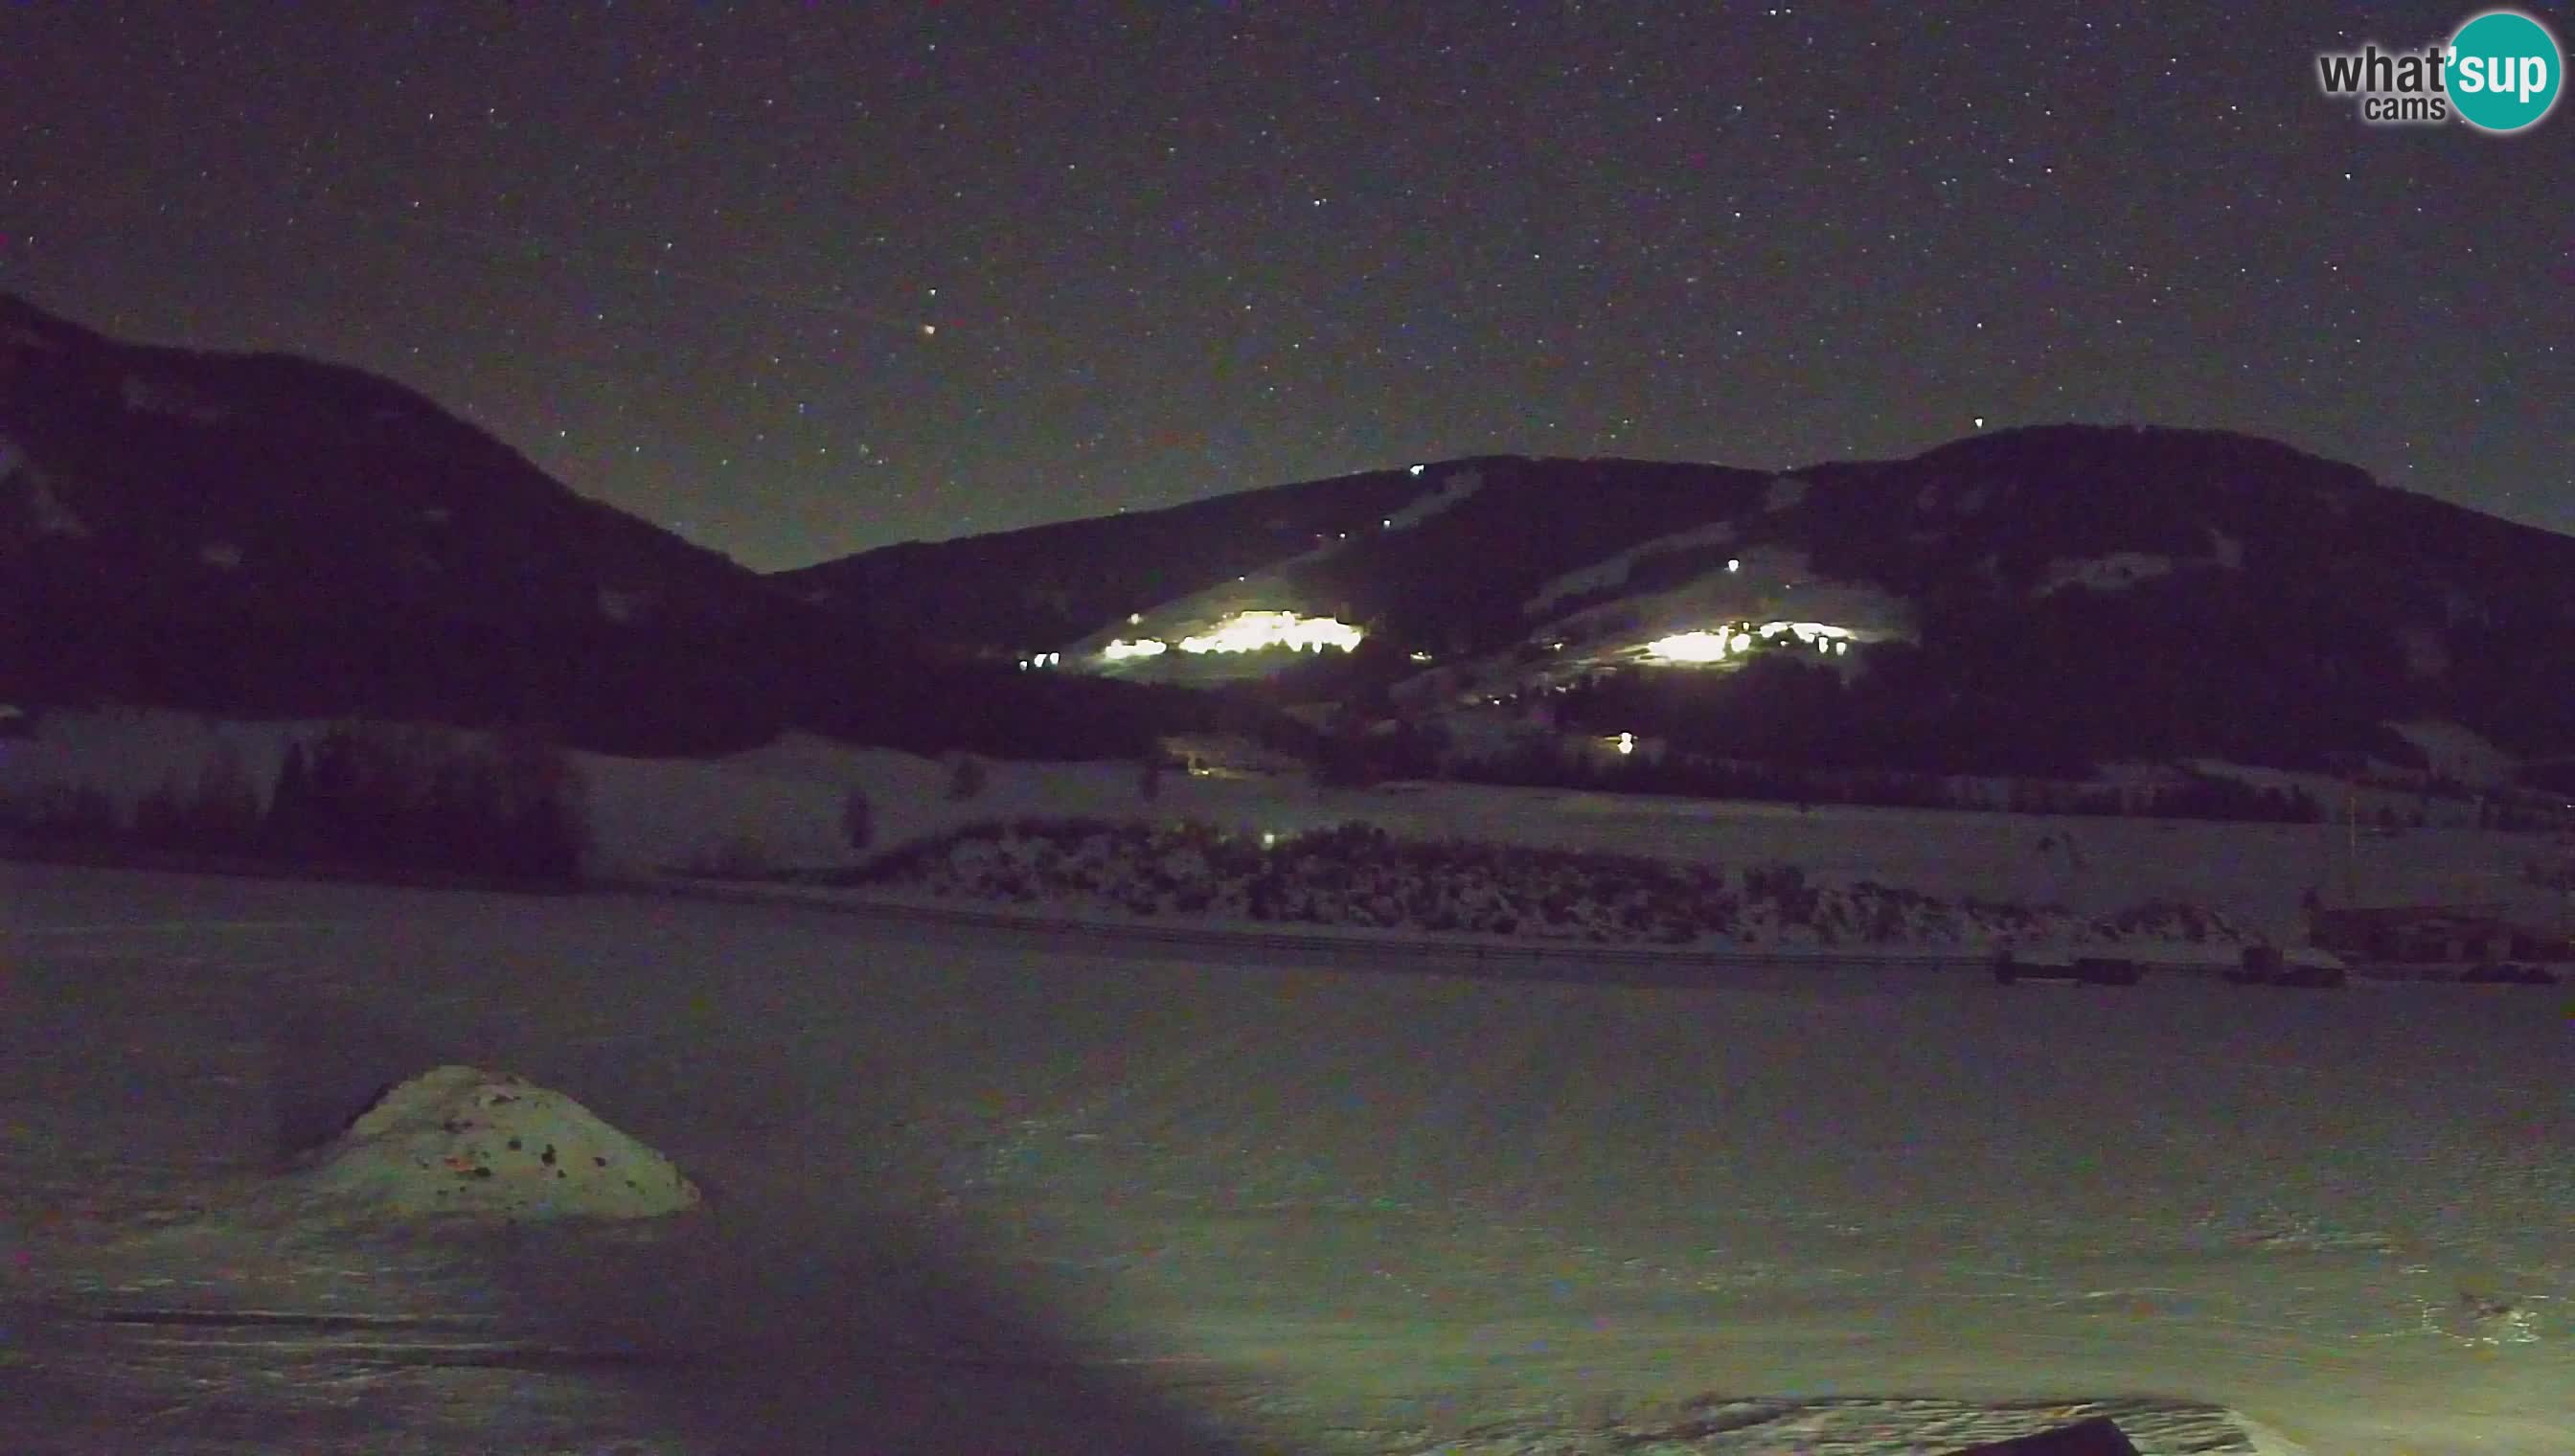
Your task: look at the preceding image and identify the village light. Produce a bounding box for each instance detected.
[1644,630,1738,664]
[1175,610,1363,655]
[1647,622,1856,665]
[1617,732,1636,755]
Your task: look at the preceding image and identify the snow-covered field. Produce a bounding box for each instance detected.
[8,709,2565,950]
[2,861,2566,1453]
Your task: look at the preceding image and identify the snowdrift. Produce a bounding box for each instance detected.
[286,1065,701,1221]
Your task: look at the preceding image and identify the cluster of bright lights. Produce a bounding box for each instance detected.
[1644,621,1856,664]
[1181,610,1363,654]
[1759,621,1855,649]
[1015,651,1062,670]
[1644,629,1751,664]
[1101,610,1364,663]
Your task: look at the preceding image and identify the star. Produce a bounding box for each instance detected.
[1,3,2562,564]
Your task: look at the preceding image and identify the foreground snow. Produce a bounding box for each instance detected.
[2,862,2564,1454]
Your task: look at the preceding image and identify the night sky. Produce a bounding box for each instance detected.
[4,3,2567,571]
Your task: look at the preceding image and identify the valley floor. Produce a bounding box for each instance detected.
[1,863,2567,1453]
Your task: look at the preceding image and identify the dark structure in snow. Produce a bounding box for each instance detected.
[2310,902,2520,967]
[1949,1414,2142,1454]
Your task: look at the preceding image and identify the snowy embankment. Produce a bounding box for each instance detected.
[829,818,2249,959]
[10,709,2559,952]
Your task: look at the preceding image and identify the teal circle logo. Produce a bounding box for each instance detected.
[2447,10,2562,132]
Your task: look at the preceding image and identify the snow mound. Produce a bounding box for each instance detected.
[291,1065,700,1221]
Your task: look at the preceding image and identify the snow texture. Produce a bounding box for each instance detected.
[1401,1397,2294,1454]
[1381,465,1483,532]
[2,861,2566,1452]
[1524,521,1740,618]
[289,1064,700,1220]
[856,819,2247,956]
[2386,718,2514,788]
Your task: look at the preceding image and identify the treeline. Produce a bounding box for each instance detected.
[5,595,1256,763]
[1552,640,2426,779]
[1429,739,2328,824]
[1,722,590,887]
[836,664,1236,762]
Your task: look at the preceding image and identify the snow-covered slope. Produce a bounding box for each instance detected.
[795,429,2575,777]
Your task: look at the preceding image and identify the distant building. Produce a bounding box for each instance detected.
[1158,733,1303,780]
[1567,729,1667,768]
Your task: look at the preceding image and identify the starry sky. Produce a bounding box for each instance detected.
[3,2,2567,571]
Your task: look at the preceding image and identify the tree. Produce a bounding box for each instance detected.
[264,739,314,855]
[422,751,496,874]
[189,740,261,850]
[490,726,589,886]
[840,785,876,853]
[133,771,188,849]
[303,726,365,860]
